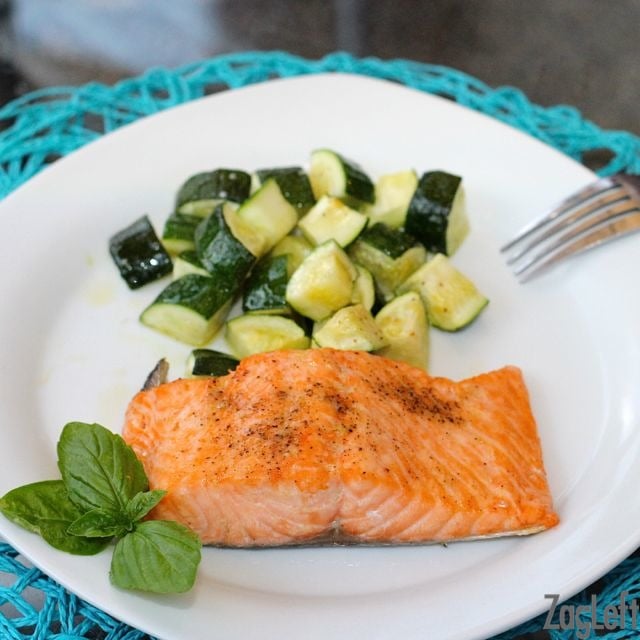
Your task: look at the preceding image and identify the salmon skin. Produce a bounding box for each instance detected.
[122,348,559,547]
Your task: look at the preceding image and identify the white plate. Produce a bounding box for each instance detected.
[0,74,639,640]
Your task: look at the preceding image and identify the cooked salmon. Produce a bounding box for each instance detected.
[122,349,559,546]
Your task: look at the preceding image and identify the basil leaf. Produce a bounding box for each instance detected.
[68,508,130,538]
[126,490,166,522]
[57,422,148,514]
[0,480,110,555]
[110,521,201,593]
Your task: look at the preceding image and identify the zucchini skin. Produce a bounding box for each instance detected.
[140,274,233,345]
[344,162,375,204]
[358,223,419,259]
[194,205,256,287]
[176,249,205,269]
[405,171,462,254]
[149,274,229,319]
[109,215,172,289]
[162,212,201,253]
[188,349,239,377]
[176,169,252,207]
[256,167,316,214]
[242,254,290,314]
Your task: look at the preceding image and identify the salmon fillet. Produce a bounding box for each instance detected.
[122,349,559,546]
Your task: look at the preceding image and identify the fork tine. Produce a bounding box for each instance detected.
[516,209,640,282]
[505,186,629,264]
[500,176,619,252]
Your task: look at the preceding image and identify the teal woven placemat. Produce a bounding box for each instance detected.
[1,51,639,640]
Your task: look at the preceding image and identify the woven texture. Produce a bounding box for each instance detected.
[1,50,639,198]
[0,51,639,639]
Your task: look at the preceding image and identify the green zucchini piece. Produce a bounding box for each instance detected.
[242,254,290,315]
[255,167,316,214]
[270,234,313,274]
[309,149,374,205]
[173,250,209,279]
[397,253,488,331]
[236,178,298,254]
[250,172,261,196]
[356,223,420,259]
[223,205,268,258]
[350,265,375,311]
[194,203,256,285]
[298,196,367,247]
[365,170,418,229]
[313,304,387,352]
[109,215,172,290]
[404,171,469,255]
[348,224,427,302]
[186,349,239,377]
[375,292,429,370]
[161,212,200,255]
[176,169,252,216]
[285,240,357,321]
[225,314,310,358]
[140,274,232,346]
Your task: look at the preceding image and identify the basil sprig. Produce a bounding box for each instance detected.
[0,422,201,594]
[0,480,111,555]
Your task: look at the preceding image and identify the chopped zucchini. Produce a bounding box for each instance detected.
[161,212,200,255]
[109,215,172,289]
[355,223,419,259]
[140,274,232,346]
[270,234,313,274]
[242,254,290,315]
[186,349,239,377]
[350,265,375,311]
[285,240,357,321]
[365,170,418,229]
[225,314,310,358]
[298,196,367,247]
[250,172,261,195]
[255,167,315,214]
[309,149,374,205]
[176,169,252,216]
[173,250,209,279]
[222,204,268,258]
[236,178,298,254]
[348,224,427,302]
[397,253,488,331]
[375,292,429,370]
[194,203,256,285]
[313,305,387,351]
[404,171,469,255]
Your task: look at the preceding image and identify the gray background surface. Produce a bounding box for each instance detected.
[0,0,638,135]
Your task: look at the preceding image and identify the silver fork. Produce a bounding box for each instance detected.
[501,173,640,282]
